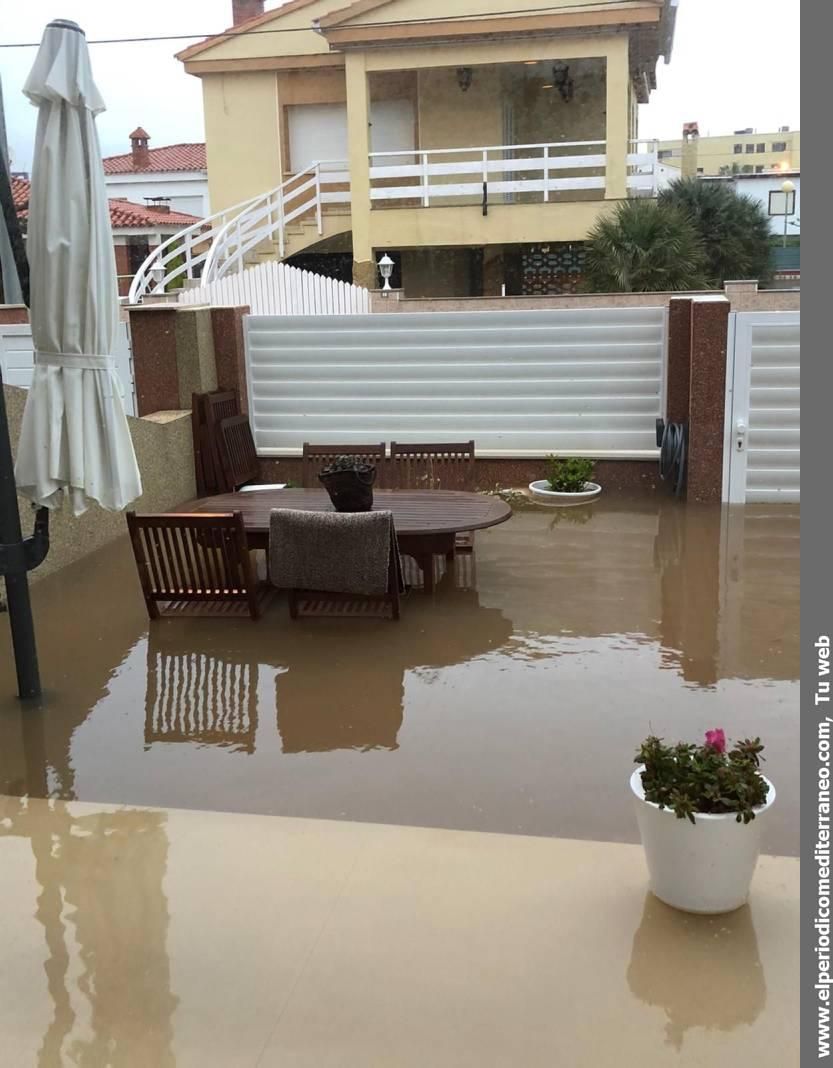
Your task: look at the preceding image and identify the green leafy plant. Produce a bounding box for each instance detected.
[658,177,773,286]
[637,730,768,825]
[546,456,595,493]
[582,199,708,293]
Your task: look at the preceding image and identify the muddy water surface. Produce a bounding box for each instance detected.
[0,499,799,854]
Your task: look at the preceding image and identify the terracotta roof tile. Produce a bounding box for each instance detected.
[107,200,202,227]
[12,177,200,228]
[102,142,206,174]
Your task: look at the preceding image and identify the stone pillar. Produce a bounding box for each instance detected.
[604,38,630,200]
[129,306,180,416]
[211,305,251,411]
[666,297,692,424]
[173,306,217,408]
[345,53,374,287]
[687,296,730,502]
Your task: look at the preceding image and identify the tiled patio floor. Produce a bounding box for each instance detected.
[0,796,798,1068]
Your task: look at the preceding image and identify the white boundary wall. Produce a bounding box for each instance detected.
[245,307,666,458]
[0,321,136,416]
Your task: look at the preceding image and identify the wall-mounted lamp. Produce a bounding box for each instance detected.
[378,253,395,293]
[456,67,473,92]
[552,61,574,103]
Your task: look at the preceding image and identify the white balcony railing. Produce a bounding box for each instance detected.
[369,139,658,205]
[129,140,657,300]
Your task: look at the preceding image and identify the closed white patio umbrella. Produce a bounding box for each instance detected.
[14,19,141,516]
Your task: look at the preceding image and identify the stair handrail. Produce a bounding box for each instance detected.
[203,163,327,282]
[127,189,268,304]
[202,160,349,282]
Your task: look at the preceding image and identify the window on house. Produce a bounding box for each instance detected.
[772,141,788,152]
[745,144,755,153]
[756,143,766,153]
[756,165,765,173]
[734,144,743,154]
[696,167,704,174]
[741,164,753,173]
[658,149,673,159]
[126,236,150,276]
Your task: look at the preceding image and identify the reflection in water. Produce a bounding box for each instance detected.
[654,503,721,686]
[145,634,259,752]
[276,570,513,753]
[0,502,800,849]
[626,893,766,1049]
[0,797,176,1067]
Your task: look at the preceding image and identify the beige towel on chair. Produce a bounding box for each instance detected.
[269,509,403,596]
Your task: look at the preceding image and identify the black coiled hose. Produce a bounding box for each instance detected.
[658,421,687,497]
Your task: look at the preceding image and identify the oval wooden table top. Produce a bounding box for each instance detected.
[176,489,512,538]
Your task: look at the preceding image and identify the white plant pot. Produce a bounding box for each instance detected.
[528,480,602,507]
[630,767,776,914]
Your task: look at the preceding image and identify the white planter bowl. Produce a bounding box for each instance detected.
[630,766,776,914]
[528,480,602,507]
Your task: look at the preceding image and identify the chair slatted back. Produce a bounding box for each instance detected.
[126,511,260,620]
[301,442,386,488]
[219,415,260,491]
[192,390,240,494]
[390,442,476,491]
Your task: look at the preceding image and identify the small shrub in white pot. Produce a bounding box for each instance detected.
[631,729,775,914]
[528,456,601,506]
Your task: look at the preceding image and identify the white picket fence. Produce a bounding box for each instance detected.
[177,260,371,316]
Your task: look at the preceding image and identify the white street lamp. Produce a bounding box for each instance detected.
[780,179,796,249]
[378,253,395,294]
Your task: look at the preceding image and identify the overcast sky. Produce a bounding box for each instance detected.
[1,0,800,172]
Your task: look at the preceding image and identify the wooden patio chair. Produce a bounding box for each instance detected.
[269,508,403,621]
[192,390,239,494]
[218,414,287,493]
[390,441,477,555]
[126,511,268,621]
[301,442,386,488]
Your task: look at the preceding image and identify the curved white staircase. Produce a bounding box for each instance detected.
[129,161,350,304]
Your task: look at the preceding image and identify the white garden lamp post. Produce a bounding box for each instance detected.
[378,253,394,293]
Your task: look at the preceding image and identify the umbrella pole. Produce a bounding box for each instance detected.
[0,140,43,700]
[0,366,42,699]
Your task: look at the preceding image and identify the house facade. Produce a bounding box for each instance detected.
[12,176,200,296]
[657,125,800,178]
[158,0,677,298]
[103,129,210,218]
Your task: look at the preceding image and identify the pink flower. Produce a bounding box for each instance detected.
[705,728,726,754]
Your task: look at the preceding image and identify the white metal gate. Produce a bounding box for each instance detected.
[245,307,666,457]
[0,321,136,416]
[723,311,800,503]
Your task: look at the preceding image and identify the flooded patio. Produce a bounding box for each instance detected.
[0,497,799,856]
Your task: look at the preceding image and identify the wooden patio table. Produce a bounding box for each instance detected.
[175,489,512,594]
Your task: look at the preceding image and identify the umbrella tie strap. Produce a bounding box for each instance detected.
[35,352,116,370]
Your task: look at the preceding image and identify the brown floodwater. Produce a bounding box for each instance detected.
[0,498,799,854]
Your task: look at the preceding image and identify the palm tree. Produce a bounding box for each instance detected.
[583,199,708,293]
[658,177,772,285]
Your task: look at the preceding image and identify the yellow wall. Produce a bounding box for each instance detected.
[657,130,801,177]
[417,66,503,152]
[370,198,619,249]
[507,59,606,146]
[342,0,639,24]
[203,71,282,212]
